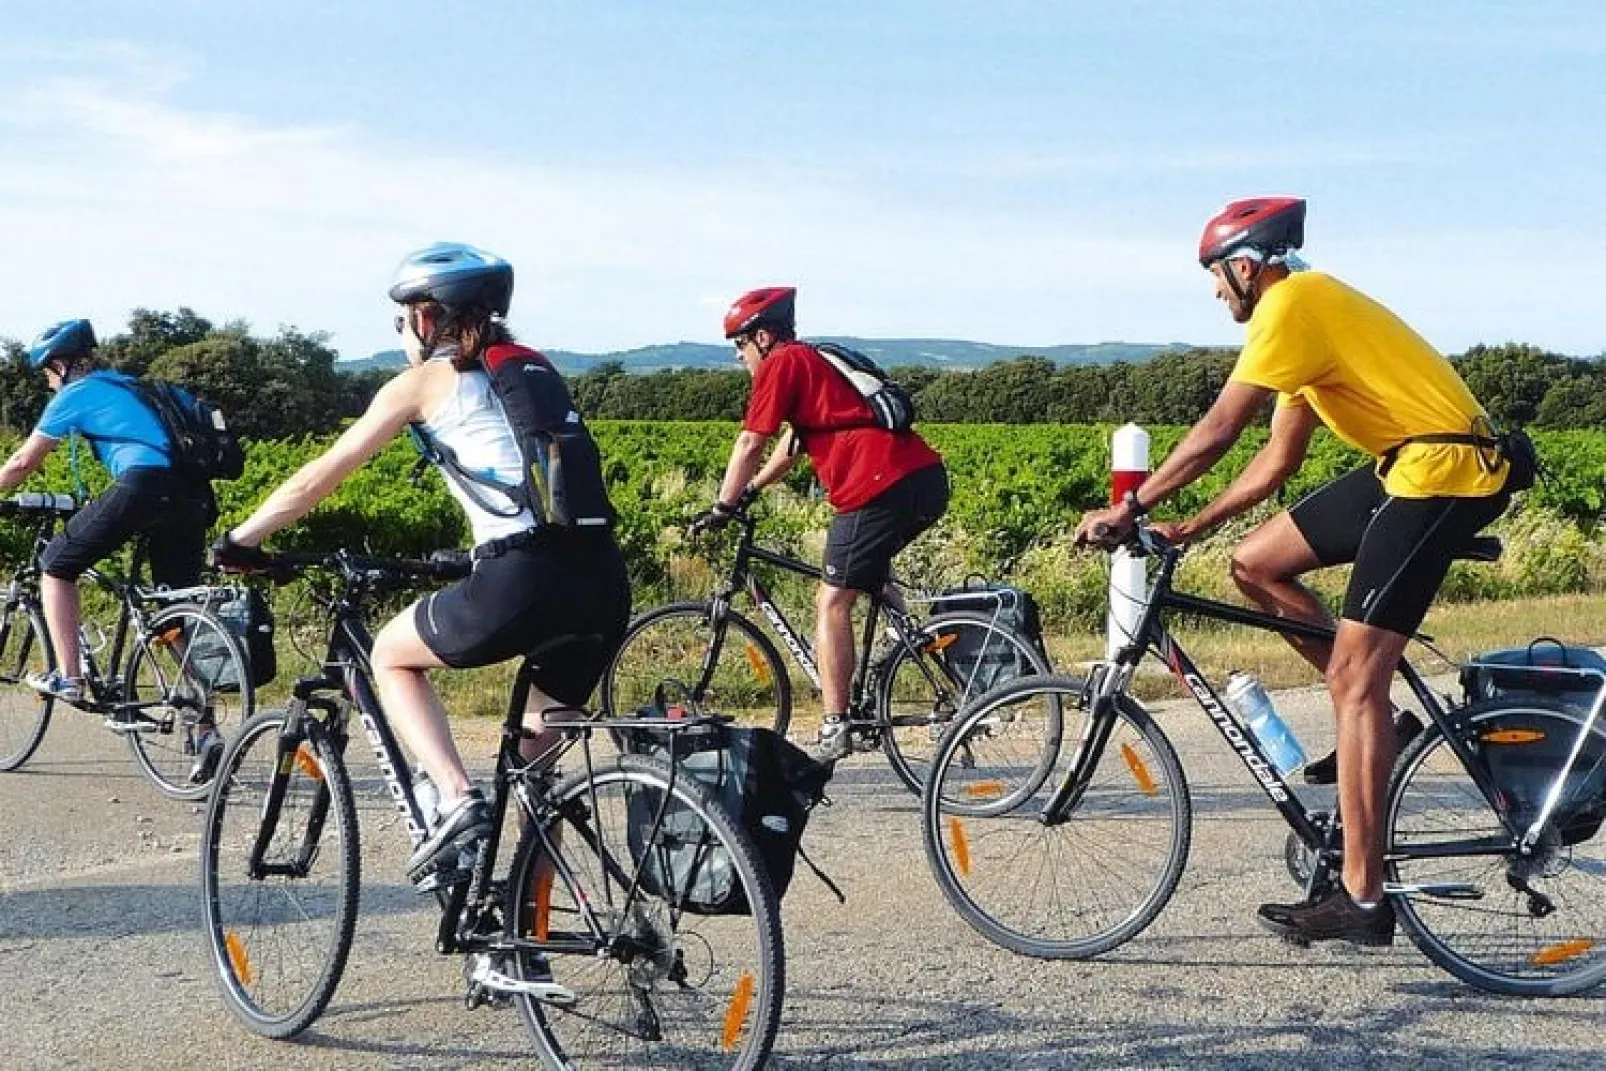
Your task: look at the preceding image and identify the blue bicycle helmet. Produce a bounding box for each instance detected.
[388,243,514,317]
[27,319,97,370]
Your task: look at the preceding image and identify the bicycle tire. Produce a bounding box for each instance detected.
[505,753,785,1070]
[924,675,1192,959]
[200,710,361,1037]
[0,602,55,773]
[124,603,256,799]
[1387,697,1606,996]
[878,610,1053,798]
[602,601,791,734]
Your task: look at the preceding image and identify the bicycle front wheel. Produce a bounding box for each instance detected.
[505,754,784,1070]
[0,602,54,773]
[602,602,791,733]
[200,710,361,1037]
[924,675,1191,960]
[1387,699,1606,996]
[125,603,256,799]
[878,610,1052,797]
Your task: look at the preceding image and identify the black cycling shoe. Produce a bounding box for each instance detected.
[1257,885,1395,947]
[1303,709,1424,785]
[408,790,491,886]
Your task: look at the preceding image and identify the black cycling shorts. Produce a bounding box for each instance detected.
[822,463,950,592]
[1289,465,1508,636]
[41,466,214,586]
[415,529,631,705]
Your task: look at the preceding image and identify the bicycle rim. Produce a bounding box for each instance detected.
[924,676,1192,960]
[201,711,361,1036]
[1388,707,1606,995]
[880,610,1053,798]
[0,605,54,772]
[603,603,791,734]
[126,605,254,799]
[507,756,784,1069]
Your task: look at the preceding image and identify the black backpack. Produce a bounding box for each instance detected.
[410,343,615,528]
[617,715,837,916]
[85,374,244,482]
[809,342,916,433]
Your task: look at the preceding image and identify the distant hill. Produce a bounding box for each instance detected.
[338,338,1187,376]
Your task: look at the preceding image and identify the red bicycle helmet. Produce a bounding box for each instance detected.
[1198,197,1306,267]
[723,286,796,338]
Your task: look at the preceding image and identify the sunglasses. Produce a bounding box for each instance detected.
[732,334,753,352]
[393,313,407,335]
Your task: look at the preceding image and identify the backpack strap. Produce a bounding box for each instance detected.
[407,421,530,518]
[77,375,174,459]
[1377,430,1501,479]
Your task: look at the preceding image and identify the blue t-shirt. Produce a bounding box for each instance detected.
[35,371,172,478]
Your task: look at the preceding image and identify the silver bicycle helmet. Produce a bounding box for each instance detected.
[388,243,514,317]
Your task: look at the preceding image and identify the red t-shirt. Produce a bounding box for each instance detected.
[742,341,943,512]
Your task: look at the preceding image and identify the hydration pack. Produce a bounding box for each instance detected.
[809,342,916,433]
[412,344,614,528]
[94,375,245,482]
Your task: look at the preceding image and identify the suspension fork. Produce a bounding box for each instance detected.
[248,702,338,879]
[1038,686,1125,826]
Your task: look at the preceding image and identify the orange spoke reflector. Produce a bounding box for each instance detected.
[1121,743,1157,796]
[224,931,254,985]
[721,971,755,1051]
[948,817,972,878]
[743,643,771,684]
[1530,939,1595,967]
[964,780,1006,801]
[293,745,324,782]
[533,867,554,942]
[923,633,958,654]
[1482,729,1545,744]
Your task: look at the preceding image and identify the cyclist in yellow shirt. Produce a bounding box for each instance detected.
[1076,197,1512,947]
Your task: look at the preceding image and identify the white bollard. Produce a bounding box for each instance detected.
[1107,423,1151,659]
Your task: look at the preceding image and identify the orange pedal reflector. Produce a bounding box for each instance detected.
[964,780,1006,801]
[224,930,254,985]
[721,971,755,1051]
[743,643,771,684]
[1121,743,1157,796]
[1482,728,1545,744]
[948,817,972,878]
[1530,939,1595,967]
[924,633,958,654]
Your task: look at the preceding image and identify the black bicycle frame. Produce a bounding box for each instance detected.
[1041,540,1511,855]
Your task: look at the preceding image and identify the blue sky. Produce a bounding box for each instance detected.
[2,2,1602,360]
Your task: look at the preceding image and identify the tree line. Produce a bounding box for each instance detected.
[3,309,1601,437]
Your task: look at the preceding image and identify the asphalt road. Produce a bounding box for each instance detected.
[2,685,1603,1070]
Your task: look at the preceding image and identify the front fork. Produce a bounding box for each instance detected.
[247,700,341,879]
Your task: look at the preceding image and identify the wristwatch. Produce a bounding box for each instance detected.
[1122,488,1148,518]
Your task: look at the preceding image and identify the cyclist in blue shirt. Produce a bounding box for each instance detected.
[0,320,216,752]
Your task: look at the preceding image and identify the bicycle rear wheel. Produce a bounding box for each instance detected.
[1387,699,1606,996]
[125,604,255,799]
[0,603,54,773]
[924,675,1191,959]
[603,602,791,733]
[505,754,784,1069]
[201,710,361,1037]
[878,610,1052,797]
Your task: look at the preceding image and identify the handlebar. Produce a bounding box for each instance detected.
[220,547,472,585]
[1089,517,1177,560]
[0,493,78,518]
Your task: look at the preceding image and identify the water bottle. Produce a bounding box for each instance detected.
[1224,671,1306,777]
[413,768,440,830]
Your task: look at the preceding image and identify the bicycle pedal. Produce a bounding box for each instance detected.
[466,954,574,1006]
[104,716,160,735]
[412,864,472,894]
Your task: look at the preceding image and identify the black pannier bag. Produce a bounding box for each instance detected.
[186,587,277,691]
[928,581,1050,694]
[1458,639,1606,846]
[617,710,835,916]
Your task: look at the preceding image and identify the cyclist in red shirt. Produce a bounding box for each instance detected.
[697,286,948,761]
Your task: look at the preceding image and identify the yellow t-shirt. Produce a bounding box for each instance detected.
[1228,272,1506,498]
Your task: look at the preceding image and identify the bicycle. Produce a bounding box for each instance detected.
[601,503,1051,795]
[0,493,255,798]
[923,519,1606,997]
[200,548,784,1068]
